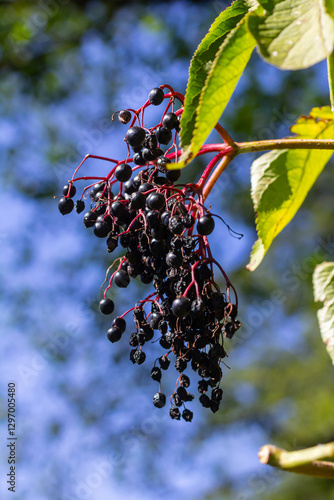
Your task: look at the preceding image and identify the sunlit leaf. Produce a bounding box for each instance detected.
[247,107,334,271]
[180,0,250,148]
[313,262,334,364]
[248,0,334,69]
[177,14,255,169]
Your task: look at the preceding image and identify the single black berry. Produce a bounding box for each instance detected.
[166,251,183,268]
[130,192,146,210]
[180,374,190,388]
[62,183,76,198]
[133,152,147,166]
[153,392,166,408]
[99,298,115,315]
[162,112,178,130]
[126,126,146,147]
[94,220,110,238]
[58,197,74,215]
[169,216,184,235]
[198,379,208,394]
[182,409,193,422]
[114,270,130,288]
[156,156,171,173]
[172,296,191,318]
[169,407,181,420]
[107,326,122,343]
[83,210,97,228]
[146,192,165,210]
[133,350,146,365]
[112,317,126,333]
[115,163,132,182]
[151,367,162,382]
[199,394,211,408]
[166,169,181,182]
[159,355,170,370]
[148,87,164,105]
[75,199,85,214]
[118,109,131,124]
[155,126,172,145]
[197,215,215,235]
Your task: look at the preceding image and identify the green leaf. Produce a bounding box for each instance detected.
[325,0,334,18]
[313,262,334,364]
[327,51,334,112]
[177,15,255,168]
[247,107,334,271]
[248,0,334,70]
[180,1,250,148]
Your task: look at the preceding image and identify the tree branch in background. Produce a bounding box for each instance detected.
[259,443,334,480]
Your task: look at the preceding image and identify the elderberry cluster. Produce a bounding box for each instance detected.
[57,85,241,421]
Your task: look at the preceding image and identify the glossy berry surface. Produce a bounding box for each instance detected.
[75,200,85,214]
[118,109,131,124]
[126,126,146,147]
[58,197,74,215]
[115,163,132,182]
[62,183,76,198]
[114,270,130,288]
[197,215,215,235]
[162,112,178,130]
[99,298,115,315]
[153,392,166,408]
[155,126,172,145]
[148,87,164,105]
[172,297,191,318]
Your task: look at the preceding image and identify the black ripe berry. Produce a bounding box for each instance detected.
[166,169,181,182]
[148,87,164,105]
[169,407,181,420]
[112,317,126,333]
[62,183,76,198]
[169,216,184,235]
[133,350,146,365]
[133,152,147,166]
[107,326,122,343]
[212,387,223,402]
[151,367,162,382]
[118,109,131,124]
[180,374,190,388]
[94,220,110,238]
[198,379,209,394]
[126,126,146,147]
[115,163,132,182]
[175,357,187,373]
[197,214,215,235]
[146,192,165,210]
[99,298,115,315]
[153,392,166,408]
[199,394,211,408]
[172,296,191,318]
[107,235,118,253]
[155,126,172,145]
[58,197,74,215]
[182,409,193,422]
[156,156,171,173]
[162,112,178,130]
[166,251,183,268]
[114,270,130,288]
[83,210,97,228]
[130,192,146,210]
[159,355,170,370]
[75,200,85,214]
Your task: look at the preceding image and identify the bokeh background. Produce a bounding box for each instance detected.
[0,1,333,499]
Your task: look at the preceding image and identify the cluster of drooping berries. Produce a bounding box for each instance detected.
[57,85,241,421]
